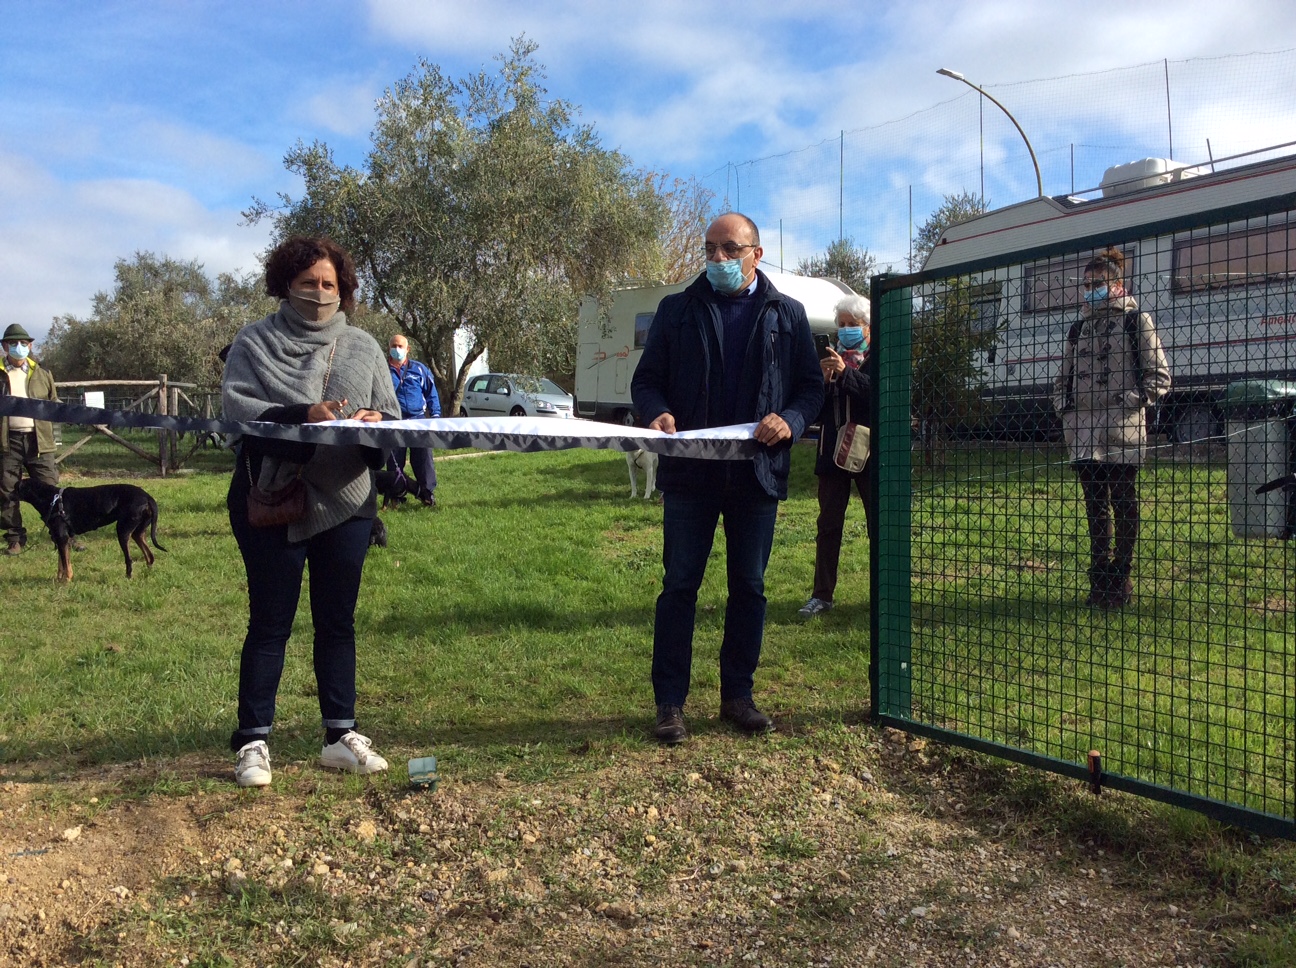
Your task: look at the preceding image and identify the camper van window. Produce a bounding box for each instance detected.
[1024,250,1134,313]
[634,312,653,349]
[968,281,1003,333]
[971,298,1001,332]
[1170,222,1295,294]
[1023,258,1087,313]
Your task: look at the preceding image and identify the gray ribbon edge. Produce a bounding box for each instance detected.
[0,397,763,460]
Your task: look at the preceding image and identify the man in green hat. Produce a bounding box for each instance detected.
[1,323,61,555]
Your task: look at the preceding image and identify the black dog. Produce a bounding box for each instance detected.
[16,478,167,582]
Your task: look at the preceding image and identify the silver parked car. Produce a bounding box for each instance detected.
[459,373,575,418]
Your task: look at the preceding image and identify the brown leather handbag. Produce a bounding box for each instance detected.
[246,454,306,528]
[244,338,335,528]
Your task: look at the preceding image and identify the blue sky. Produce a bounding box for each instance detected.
[3,0,1295,338]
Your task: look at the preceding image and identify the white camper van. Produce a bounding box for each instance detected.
[921,149,1296,441]
[575,273,855,424]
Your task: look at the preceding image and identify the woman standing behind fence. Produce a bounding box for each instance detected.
[799,294,877,620]
[222,236,399,788]
[1053,247,1170,609]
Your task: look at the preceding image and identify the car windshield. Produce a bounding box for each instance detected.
[511,376,565,395]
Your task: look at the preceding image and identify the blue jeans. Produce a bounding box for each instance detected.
[229,507,372,750]
[387,446,436,497]
[653,484,779,707]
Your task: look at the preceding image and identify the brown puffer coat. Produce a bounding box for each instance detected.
[1051,294,1171,465]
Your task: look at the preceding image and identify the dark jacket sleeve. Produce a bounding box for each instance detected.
[836,364,872,422]
[777,307,827,441]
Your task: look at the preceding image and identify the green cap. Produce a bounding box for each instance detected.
[2,324,33,342]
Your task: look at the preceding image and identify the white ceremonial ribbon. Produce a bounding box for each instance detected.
[0,397,763,460]
[311,416,762,459]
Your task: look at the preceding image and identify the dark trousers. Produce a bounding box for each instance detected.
[1,431,59,544]
[811,462,876,602]
[386,446,436,497]
[1075,461,1139,577]
[228,508,372,750]
[652,484,779,707]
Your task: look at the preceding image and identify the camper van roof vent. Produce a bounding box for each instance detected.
[1100,158,1198,198]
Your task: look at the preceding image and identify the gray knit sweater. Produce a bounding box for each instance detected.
[223,302,399,541]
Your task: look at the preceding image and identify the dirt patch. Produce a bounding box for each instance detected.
[0,726,1282,966]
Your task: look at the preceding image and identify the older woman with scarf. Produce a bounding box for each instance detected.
[799,294,877,620]
[222,236,399,788]
[1053,247,1170,609]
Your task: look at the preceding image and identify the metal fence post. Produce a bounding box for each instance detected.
[871,278,915,721]
[157,374,168,477]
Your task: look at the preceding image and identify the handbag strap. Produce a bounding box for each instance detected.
[835,385,852,427]
[321,339,338,400]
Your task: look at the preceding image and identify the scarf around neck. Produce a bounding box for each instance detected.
[222,301,399,540]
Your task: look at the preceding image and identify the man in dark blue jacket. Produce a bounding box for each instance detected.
[386,334,440,508]
[631,212,824,743]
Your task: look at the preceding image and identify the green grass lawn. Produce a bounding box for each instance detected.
[3,433,1291,827]
[904,444,1295,822]
[0,435,873,775]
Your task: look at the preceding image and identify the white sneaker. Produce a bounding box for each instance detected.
[798,597,833,620]
[319,731,389,775]
[234,740,272,788]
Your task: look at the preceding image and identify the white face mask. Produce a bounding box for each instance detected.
[288,288,341,323]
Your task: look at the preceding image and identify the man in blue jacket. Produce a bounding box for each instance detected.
[631,213,825,743]
[386,334,440,509]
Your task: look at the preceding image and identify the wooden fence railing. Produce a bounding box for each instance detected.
[53,375,222,475]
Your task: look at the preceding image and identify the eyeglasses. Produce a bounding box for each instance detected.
[704,242,757,259]
[3,340,31,347]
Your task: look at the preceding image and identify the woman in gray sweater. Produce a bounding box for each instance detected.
[1053,247,1170,609]
[222,236,399,787]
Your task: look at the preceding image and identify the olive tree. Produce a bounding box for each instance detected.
[42,252,278,385]
[797,237,879,295]
[650,174,715,284]
[246,39,667,414]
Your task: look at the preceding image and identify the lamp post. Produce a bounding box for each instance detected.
[937,68,1043,198]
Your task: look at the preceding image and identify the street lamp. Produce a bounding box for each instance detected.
[937,68,1043,198]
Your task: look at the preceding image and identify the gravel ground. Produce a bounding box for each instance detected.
[0,723,1282,967]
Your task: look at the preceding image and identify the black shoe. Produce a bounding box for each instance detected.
[410,484,437,509]
[719,697,774,735]
[653,704,686,744]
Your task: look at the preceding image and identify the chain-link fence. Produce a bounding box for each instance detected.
[869,154,1296,838]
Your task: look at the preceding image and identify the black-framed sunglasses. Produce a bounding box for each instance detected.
[704,242,756,259]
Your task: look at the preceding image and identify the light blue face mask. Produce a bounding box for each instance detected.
[389,346,407,362]
[837,327,865,349]
[6,343,30,360]
[1083,285,1108,307]
[705,257,747,294]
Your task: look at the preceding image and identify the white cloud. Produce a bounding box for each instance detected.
[0,155,272,340]
[302,82,383,139]
[363,0,1296,179]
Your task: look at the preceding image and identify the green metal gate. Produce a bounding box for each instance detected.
[869,190,1296,839]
